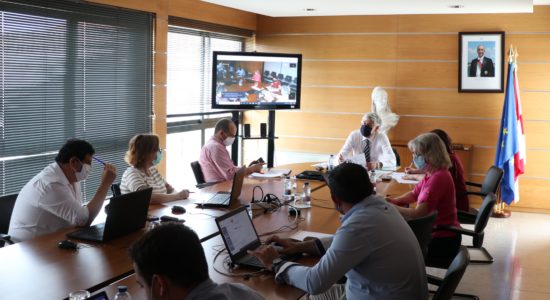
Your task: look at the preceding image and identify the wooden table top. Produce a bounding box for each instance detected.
[0,162,412,300]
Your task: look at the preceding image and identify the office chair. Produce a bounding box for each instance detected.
[190,161,218,189]
[432,246,478,300]
[277,73,284,81]
[111,183,122,197]
[0,193,18,247]
[407,210,478,299]
[283,75,292,86]
[459,166,503,224]
[431,193,497,265]
[263,70,270,77]
[407,211,437,259]
[392,147,401,167]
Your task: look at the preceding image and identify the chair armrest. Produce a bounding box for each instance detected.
[457,210,477,224]
[0,234,14,245]
[434,225,475,237]
[427,274,443,286]
[466,181,482,188]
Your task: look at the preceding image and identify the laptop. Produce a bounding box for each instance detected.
[215,205,265,269]
[196,167,245,208]
[67,187,152,242]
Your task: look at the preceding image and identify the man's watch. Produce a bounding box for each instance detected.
[271,257,284,272]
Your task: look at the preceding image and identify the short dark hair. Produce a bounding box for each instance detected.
[55,139,95,163]
[431,129,453,154]
[214,118,234,134]
[327,163,373,204]
[129,223,208,289]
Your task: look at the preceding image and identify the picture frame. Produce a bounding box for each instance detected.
[459,32,505,93]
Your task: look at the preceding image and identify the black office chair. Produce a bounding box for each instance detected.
[111,183,122,197]
[392,147,401,167]
[432,246,477,300]
[190,161,219,189]
[0,193,18,247]
[459,166,503,224]
[432,193,497,265]
[407,211,438,259]
[277,73,284,81]
[263,70,270,77]
[283,75,292,86]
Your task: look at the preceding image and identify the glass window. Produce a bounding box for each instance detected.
[166,26,243,186]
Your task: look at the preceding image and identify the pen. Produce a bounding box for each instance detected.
[92,156,106,166]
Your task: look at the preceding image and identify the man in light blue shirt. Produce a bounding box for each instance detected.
[250,163,428,299]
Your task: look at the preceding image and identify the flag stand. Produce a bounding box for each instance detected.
[492,186,511,218]
[492,45,520,219]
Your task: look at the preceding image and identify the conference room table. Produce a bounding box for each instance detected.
[0,163,413,299]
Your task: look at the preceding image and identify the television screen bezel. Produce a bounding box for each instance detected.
[211,51,302,110]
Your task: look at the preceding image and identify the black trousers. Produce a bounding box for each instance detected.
[427,234,462,262]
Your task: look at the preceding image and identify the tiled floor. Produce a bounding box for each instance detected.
[427,211,550,299]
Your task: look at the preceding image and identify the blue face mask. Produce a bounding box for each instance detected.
[152,150,162,166]
[413,154,426,170]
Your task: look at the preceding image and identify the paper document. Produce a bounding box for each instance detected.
[289,230,333,241]
[391,172,420,185]
[345,153,366,166]
[250,168,291,178]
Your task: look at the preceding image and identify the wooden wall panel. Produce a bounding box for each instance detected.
[396,62,457,88]
[276,137,343,154]
[254,8,550,212]
[301,87,382,113]
[276,112,362,139]
[394,89,503,118]
[258,16,398,34]
[303,61,396,86]
[255,35,398,60]
[397,35,457,60]
[398,6,550,33]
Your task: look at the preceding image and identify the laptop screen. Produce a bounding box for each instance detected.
[217,207,259,256]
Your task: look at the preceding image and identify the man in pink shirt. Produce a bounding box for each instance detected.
[199,119,263,183]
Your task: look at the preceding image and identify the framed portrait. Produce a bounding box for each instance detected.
[459,32,505,93]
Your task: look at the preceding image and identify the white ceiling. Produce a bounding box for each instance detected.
[202,0,550,17]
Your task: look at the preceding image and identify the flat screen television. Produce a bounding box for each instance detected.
[212,51,302,110]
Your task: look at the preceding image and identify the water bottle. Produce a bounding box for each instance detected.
[327,154,335,171]
[290,176,297,196]
[283,176,292,200]
[114,286,132,300]
[302,182,311,205]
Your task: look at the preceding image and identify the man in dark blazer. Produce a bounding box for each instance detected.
[468,45,495,77]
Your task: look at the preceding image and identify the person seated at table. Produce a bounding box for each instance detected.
[337,112,396,170]
[387,132,461,261]
[8,139,116,242]
[249,163,428,300]
[120,134,189,204]
[199,118,263,183]
[404,129,470,212]
[129,223,264,300]
[268,78,282,92]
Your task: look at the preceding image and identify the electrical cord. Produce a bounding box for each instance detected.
[211,244,268,278]
[251,186,264,203]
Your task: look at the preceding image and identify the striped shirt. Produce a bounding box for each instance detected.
[120,166,167,195]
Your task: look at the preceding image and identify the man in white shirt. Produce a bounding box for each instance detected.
[8,139,116,242]
[337,112,396,170]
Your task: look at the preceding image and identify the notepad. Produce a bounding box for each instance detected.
[391,172,420,184]
[250,169,291,178]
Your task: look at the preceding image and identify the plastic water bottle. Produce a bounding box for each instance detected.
[283,176,292,200]
[327,154,335,171]
[114,286,132,300]
[302,182,311,205]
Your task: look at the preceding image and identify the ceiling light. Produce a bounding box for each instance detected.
[449,5,464,9]
[304,8,316,12]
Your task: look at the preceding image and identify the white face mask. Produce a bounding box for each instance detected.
[223,136,235,146]
[75,162,92,182]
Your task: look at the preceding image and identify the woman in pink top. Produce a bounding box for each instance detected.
[404,129,470,212]
[387,132,461,261]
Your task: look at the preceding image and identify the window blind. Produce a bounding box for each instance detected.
[0,0,153,199]
[167,24,245,116]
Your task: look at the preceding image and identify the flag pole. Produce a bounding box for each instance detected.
[492,45,516,219]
